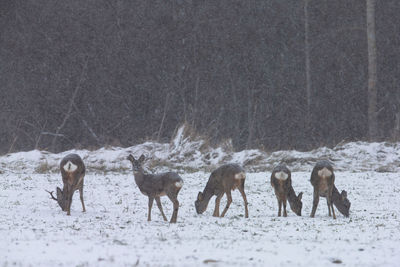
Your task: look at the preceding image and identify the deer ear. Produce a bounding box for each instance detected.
[298,192,303,200]
[197,192,203,201]
[127,154,135,161]
[341,190,347,199]
[138,154,145,163]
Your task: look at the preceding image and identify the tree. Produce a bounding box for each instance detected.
[304,0,312,128]
[367,0,378,140]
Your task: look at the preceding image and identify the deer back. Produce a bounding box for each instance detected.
[270,164,292,194]
[271,164,303,216]
[195,164,245,214]
[138,172,183,197]
[60,153,85,190]
[206,164,246,193]
[310,160,335,189]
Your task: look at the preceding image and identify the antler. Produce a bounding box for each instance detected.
[45,189,58,201]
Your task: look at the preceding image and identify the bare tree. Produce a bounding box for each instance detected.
[367,0,378,140]
[1,1,399,153]
[304,0,312,128]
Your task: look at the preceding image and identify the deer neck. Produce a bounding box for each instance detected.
[287,185,298,205]
[133,168,146,187]
[331,185,341,204]
[201,186,214,206]
[331,184,349,216]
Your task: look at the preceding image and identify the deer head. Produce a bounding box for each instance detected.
[195,192,208,214]
[289,192,303,216]
[127,154,145,172]
[335,190,351,217]
[46,187,66,211]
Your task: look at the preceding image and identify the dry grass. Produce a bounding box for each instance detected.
[35,161,56,173]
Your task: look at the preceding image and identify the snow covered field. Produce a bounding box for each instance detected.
[1,129,400,266]
[1,168,400,266]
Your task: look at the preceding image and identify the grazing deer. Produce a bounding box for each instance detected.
[195,164,248,218]
[270,164,303,217]
[46,153,86,215]
[310,160,351,219]
[127,154,183,223]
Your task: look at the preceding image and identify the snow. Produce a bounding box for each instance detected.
[1,125,400,175]
[1,128,400,266]
[1,170,399,266]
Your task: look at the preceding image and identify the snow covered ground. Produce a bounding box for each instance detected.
[1,168,400,266]
[1,125,400,175]
[1,128,400,266]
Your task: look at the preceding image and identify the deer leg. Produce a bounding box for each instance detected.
[283,198,288,217]
[238,181,249,218]
[327,199,331,216]
[278,199,282,217]
[62,184,68,212]
[213,193,224,217]
[221,191,232,217]
[331,203,336,219]
[63,185,73,216]
[66,194,73,216]
[327,191,336,219]
[167,193,179,223]
[147,197,154,221]
[56,187,65,211]
[310,188,319,218]
[79,188,86,212]
[155,197,168,221]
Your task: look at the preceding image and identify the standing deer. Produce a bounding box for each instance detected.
[195,164,248,218]
[46,153,86,215]
[127,154,183,223]
[270,164,303,217]
[310,160,351,219]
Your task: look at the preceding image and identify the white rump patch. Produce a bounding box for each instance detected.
[63,161,78,173]
[318,167,332,178]
[175,181,183,188]
[234,172,246,180]
[275,171,288,180]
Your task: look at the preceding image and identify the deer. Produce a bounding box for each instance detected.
[310,160,351,219]
[270,164,303,217]
[127,154,183,223]
[195,164,249,218]
[46,153,86,215]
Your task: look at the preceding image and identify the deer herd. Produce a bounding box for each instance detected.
[47,153,351,223]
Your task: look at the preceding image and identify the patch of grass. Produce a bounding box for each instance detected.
[113,239,127,246]
[35,161,55,174]
[176,165,201,174]
[89,164,107,173]
[147,158,201,173]
[203,259,219,264]
[243,155,265,167]
[147,158,175,171]
[331,259,342,264]
[157,232,167,242]
[88,164,129,174]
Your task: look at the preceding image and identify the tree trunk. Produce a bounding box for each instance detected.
[367,0,378,140]
[304,0,312,127]
[393,112,400,141]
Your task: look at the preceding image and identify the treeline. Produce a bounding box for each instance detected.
[0,0,399,154]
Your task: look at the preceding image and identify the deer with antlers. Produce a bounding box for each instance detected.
[46,153,86,215]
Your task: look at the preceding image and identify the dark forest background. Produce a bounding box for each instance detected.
[0,0,399,154]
